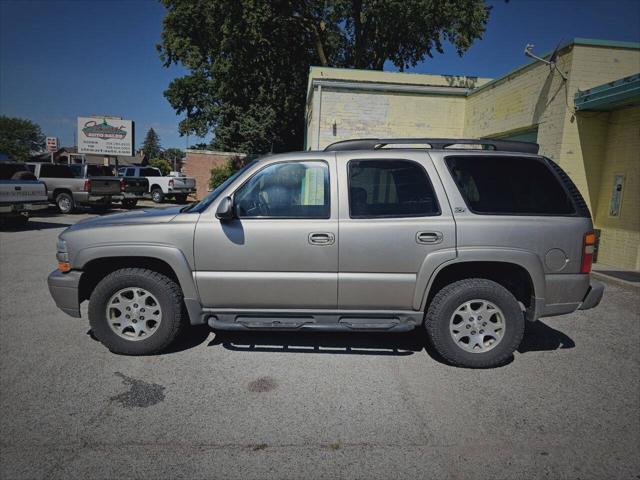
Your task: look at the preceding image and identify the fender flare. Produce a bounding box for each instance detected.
[415,247,546,312]
[74,244,203,323]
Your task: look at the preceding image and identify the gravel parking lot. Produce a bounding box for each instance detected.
[1,208,639,480]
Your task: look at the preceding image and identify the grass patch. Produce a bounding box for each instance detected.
[253,443,268,451]
[329,442,341,450]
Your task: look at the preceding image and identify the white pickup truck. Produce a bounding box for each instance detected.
[118,166,196,204]
[0,163,48,225]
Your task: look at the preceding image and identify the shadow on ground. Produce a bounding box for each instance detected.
[87,319,575,363]
[206,319,575,364]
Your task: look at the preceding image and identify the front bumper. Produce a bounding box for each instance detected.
[579,280,605,310]
[47,269,82,318]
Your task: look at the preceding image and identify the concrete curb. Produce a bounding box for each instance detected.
[591,271,640,292]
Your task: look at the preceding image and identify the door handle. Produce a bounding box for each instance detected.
[308,232,335,246]
[416,231,443,244]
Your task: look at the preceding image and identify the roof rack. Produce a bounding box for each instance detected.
[324,138,539,154]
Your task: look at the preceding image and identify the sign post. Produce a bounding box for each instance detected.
[46,136,58,163]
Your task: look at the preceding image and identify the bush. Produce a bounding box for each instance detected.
[149,158,172,175]
[209,156,245,189]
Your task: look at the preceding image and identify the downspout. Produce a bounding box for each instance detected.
[316,84,323,150]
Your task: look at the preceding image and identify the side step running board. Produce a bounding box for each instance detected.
[208,316,416,333]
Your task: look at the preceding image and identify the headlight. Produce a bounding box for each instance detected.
[56,238,67,253]
[56,238,70,271]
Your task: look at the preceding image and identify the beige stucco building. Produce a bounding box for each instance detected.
[305,38,640,271]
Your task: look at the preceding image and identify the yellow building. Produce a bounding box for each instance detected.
[305,38,640,271]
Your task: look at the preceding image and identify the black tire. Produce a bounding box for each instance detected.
[424,278,524,368]
[174,194,187,204]
[55,192,74,214]
[151,187,164,203]
[121,199,138,209]
[89,268,184,355]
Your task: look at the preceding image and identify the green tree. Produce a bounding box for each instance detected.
[162,147,185,171]
[149,157,172,175]
[209,155,247,189]
[0,116,45,161]
[142,128,162,159]
[158,0,491,154]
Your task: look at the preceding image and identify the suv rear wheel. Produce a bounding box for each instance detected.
[425,278,524,368]
[88,268,184,355]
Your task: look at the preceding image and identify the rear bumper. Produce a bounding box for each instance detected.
[73,192,114,204]
[579,280,605,310]
[0,201,48,213]
[47,269,82,318]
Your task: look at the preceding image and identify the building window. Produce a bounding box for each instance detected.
[609,174,625,217]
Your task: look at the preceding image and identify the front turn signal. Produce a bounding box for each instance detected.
[58,261,71,273]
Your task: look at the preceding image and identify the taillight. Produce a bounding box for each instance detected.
[168,179,174,188]
[120,178,125,192]
[581,231,595,273]
[83,179,90,192]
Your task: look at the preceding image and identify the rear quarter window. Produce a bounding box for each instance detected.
[446,156,576,215]
[39,164,75,178]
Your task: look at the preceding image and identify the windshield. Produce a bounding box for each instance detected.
[184,159,258,213]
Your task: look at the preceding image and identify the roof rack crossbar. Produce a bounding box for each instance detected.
[324,138,539,154]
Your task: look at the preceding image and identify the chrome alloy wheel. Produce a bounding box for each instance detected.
[58,196,72,212]
[106,287,162,341]
[449,299,505,353]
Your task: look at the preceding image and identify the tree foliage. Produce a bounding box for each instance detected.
[162,147,185,170]
[149,157,172,175]
[0,116,45,161]
[158,0,491,154]
[209,156,247,189]
[142,128,162,159]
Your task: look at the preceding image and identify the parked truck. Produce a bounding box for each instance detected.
[118,166,196,204]
[27,163,120,213]
[70,164,148,209]
[0,162,48,225]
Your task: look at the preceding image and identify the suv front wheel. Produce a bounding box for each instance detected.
[88,268,184,355]
[425,278,524,368]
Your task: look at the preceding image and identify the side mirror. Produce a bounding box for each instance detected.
[215,196,235,221]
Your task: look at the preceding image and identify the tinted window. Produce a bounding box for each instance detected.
[348,160,440,218]
[140,167,161,176]
[126,168,135,176]
[86,165,114,177]
[0,164,32,179]
[446,156,575,215]
[69,165,83,177]
[39,164,74,178]
[235,161,329,218]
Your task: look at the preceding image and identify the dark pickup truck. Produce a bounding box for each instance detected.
[70,165,148,209]
[27,163,121,213]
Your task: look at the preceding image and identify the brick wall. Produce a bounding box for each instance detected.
[182,150,245,200]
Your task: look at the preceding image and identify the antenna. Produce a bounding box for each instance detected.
[524,42,567,81]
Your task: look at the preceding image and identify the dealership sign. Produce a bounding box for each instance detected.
[77,116,134,156]
[46,137,58,152]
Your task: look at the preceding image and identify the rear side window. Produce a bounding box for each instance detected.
[446,156,575,215]
[0,164,29,179]
[348,159,440,218]
[141,168,161,176]
[39,164,74,178]
[87,165,114,176]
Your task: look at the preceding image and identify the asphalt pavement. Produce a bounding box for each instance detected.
[1,208,638,480]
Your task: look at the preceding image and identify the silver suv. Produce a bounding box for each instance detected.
[47,138,604,368]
